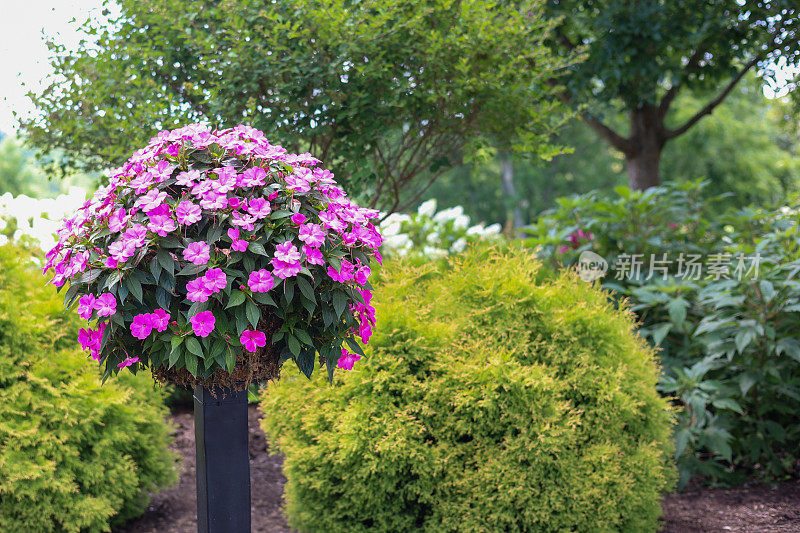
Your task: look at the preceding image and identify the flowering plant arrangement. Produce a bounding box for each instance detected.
[43,124,381,387]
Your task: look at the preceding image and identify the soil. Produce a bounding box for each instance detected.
[117,407,800,533]
[116,405,290,533]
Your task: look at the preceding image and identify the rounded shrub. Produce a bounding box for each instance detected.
[0,245,177,533]
[261,244,676,532]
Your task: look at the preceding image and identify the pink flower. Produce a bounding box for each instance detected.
[135,189,168,213]
[123,224,148,247]
[131,313,154,339]
[93,293,117,317]
[190,310,216,338]
[291,213,307,225]
[303,245,324,265]
[354,264,371,285]
[271,259,301,279]
[298,223,326,247]
[231,211,256,231]
[176,201,202,225]
[205,268,228,291]
[77,294,96,319]
[285,174,311,193]
[151,309,171,332]
[267,190,280,201]
[108,240,136,262]
[108,208,130,233]
[118,356,140,368]
[240,329,267,352]
[248,269,274,292]
[239,167,267,187]
[176,170,200,186]
[227,228,248,252]
[337,348,361,370]
[148,213,177,236]
[129,172,154,194]
[186,277,212,302]
[246,198,271,219]
[228,197,242,209]
[328,260,355,283]
[274,241,301,263]
[183,241,211,265]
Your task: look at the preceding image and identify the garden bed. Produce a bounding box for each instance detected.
[117,406,800,533]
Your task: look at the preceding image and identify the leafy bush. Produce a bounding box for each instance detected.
[261,245,675,532]
[0,244,177,532]
[525,180,800,486]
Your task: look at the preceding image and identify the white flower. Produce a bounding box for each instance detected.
[453,214,470,230]
[432,205,464,224]
[466,224,484,236]
[451,238,467,253]
[426,232,440,244]
[417,199,437,218]
[422,245,448,259]
[483,223,502,236]
[382,234,413,251]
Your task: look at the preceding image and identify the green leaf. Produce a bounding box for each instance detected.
[185,352,199,376]
[186,336,203,358]
[157,249,175,274]
[345,337,366,358]
[226,290,247,308]
[246,299,261,328]
[294,328,313,346]
[296,347,314,378]
[249,241,268,256]
[149,256,162,283]
[332,291,347,318]
[253,292,277,307]
[287,334,301,357]
[296,276,315,301]
[225,346,237,373]
[127,275,143,303]
[651,322,672,346]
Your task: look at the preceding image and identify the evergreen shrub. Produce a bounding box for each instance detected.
[261,245,675,532]
[0,245,176,532]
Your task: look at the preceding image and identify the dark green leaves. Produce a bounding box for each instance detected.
[245,299,261,327]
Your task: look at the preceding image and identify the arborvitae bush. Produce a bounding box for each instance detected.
[261,245,676,532]
[0,245,177,532]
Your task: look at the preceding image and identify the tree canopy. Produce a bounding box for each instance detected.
[547,0,800,189]
[24,0,567,211]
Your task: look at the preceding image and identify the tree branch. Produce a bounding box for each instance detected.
[665,56,760,140]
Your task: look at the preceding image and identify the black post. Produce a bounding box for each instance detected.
[193,384,251,533]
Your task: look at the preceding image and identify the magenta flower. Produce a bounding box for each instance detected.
[246,197,271,219]
[267,190,280,201]
[240,329,267,352]
[176,170,200,186]
[227,228,249,252]
[354,264,371,285]
[183,241,211,265]
[271,258,301,279]
[274,242,301,263]
[248,269,274,292]
[93,293,117,317]
[319,210,346,232]
[129,172,154,194]
[77,294,96,319]
[291,213,307,225]
[328,260,355,283]
[131,313,154,339]
[186,277,212,302]
[108,208,130,233]
[117,356,140,368]
[231,211,256,231]
[298,223,326,247]
[239,167,267,187]
[190,311,216,338]
[135,189,168,213]
[337,348,361,370]
[148,213,177,237]
[205,268,228,291]
[151,309,171,332]
[176,201,202,225]
[303,245,324,265]
[123,224,148,247]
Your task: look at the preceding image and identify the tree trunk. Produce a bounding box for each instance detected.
[626,105,665,190]
[500,151,525,230]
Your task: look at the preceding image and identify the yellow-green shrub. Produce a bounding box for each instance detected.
[261,245,676,532]
[0,245,177,532]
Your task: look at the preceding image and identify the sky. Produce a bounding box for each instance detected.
[0,0,109,134]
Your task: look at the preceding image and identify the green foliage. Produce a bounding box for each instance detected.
[261,245,675,532]
[0,244,177,532]
[25,0,566,210]
[526,181,800,486]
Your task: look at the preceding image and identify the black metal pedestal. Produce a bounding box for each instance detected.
[194,384,251,533]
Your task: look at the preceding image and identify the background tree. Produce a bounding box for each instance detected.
[24,0,567,212]
[546,0,799,190]
[423,75,799,226]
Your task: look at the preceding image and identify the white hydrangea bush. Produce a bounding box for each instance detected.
[0,187,88,250]
[379,199,502,259]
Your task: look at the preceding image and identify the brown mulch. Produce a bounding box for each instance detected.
[117,407,800,532]
[661,481,800,532]
[116,405,290,533]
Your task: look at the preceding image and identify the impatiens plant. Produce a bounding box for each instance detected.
[43,124,381,387]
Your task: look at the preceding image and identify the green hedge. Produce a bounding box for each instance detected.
[0,245,177,532]
[261,245,675,532]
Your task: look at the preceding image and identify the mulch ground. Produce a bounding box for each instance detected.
[117,407,800,532]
